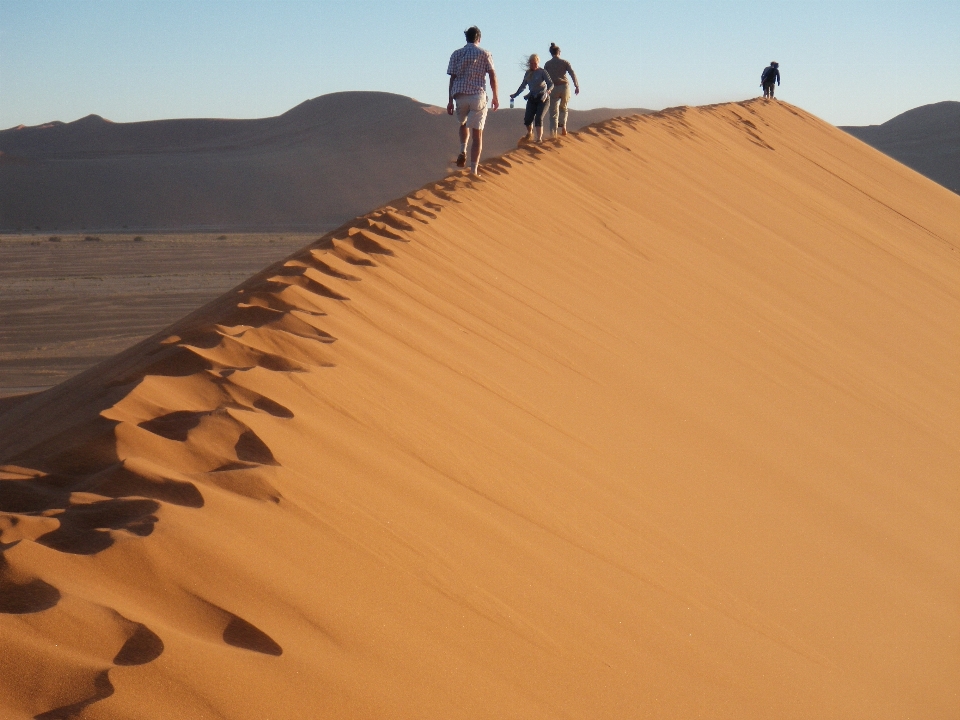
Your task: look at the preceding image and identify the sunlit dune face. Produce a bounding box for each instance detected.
[1,100,958,720]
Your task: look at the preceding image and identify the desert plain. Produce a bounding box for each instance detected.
[0,233,310,396]
[1,99,958,719]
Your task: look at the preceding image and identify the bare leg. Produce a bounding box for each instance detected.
[455,124,469,166]
[470,128,483,172]
[535,125,544,143]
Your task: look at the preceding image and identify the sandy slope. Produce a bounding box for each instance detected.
[842,100,960,194]
[0,92,649,233]
[1,99,958,719]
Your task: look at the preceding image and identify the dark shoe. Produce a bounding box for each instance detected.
[456,152,467,167]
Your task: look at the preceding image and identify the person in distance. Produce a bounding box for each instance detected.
[761,61,780,99]
[544,43,580,136]
[509,54,555,144]
[446,25,500,176]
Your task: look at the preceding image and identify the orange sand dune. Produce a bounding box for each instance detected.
[1,100,958,719]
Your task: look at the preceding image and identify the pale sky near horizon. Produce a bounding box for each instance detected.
[1,0,957,130]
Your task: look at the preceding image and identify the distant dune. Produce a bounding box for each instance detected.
[2,100,958,719]
[842,100,960,194]
[0,92,650,232]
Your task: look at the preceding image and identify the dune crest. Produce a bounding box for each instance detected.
[1,100,959,719]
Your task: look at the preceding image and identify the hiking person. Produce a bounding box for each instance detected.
[761,62,780,99]
[544,43,580,136]
[447,26,499,176]
[509,54,554,144]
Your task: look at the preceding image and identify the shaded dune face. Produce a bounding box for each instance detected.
[842,101,960,195]
[1,100,959,718]
[0,91,652,233]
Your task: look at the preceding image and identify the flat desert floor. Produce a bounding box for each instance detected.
[0,234,310,396]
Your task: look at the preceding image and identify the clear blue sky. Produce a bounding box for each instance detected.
[1,0,957,130]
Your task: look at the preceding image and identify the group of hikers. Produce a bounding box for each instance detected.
[509,44,580,144]
[446,25,782,176]
[446,26,578,176]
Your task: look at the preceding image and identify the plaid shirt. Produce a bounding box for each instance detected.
[447,43,495,97]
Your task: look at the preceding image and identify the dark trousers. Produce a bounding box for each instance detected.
[762,82,776,98]
[524,95,550,127]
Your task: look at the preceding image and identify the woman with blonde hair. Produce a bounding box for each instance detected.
[509,53,554,143]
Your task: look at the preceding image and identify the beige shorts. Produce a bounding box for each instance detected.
[455,92,488,130]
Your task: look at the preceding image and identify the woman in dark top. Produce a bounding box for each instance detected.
[509,54,554,144]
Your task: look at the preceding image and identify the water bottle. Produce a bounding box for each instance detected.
[510,97,514,109]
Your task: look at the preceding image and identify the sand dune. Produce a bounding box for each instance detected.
[1,99,958,719]
[842,100,960,194]
[0,92,650,233]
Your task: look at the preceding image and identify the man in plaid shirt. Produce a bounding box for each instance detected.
[446,26,499,176]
